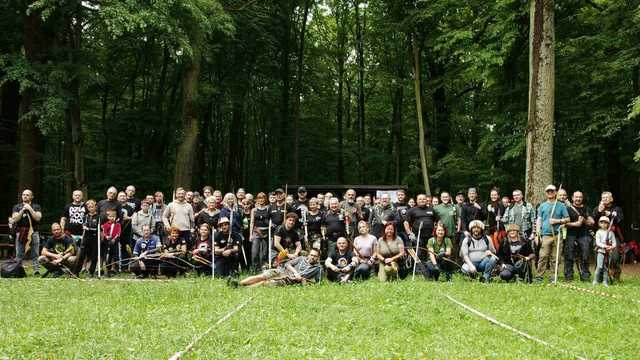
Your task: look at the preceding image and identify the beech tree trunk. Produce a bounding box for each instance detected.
[174,23,203,189]
[412,35,431,196]
[292,0,311,183]
[525,0,555,205]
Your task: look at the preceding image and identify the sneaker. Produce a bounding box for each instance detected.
[592,280,598,286]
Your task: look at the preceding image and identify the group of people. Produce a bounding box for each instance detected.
[8,183,628,287]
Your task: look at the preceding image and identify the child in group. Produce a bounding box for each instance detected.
[594,216,616,286]
[101,209,122,276]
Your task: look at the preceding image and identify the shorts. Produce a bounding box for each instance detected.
[263,268,285,280]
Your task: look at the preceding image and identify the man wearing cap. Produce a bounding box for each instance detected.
[268,188,288,228]
[535,185,570,282]
[460,220,497,282]
[497,224,534,282]
[213,217,242,277]
[564,191,594,281]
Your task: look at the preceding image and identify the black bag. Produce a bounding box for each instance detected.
[1,260,26,278]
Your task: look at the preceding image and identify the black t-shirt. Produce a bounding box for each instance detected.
[126,197,141,213]
[305,210,324,235]
[328,249,355,269]
[272,225,300,251]
[293,199,309,217]
[405,206,439,238]
[253,207,270,228]
[83,213,100,238]
[12,203,42,230]
[361,207,371,224]
[120,204,135,238]
[268,203,287,226]
[45,235,75,255]
[567,205,589,237]
[213,231,242,257]
[97,199,122,222]
[197,210,220,230]
[163,235,187,252]
[394,202,410,233]
[460,202,486,231]
[63,203,86,235]
[323,211,345,238]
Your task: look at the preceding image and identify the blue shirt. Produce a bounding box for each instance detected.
[537,201,568,236]
[133,235,161,256]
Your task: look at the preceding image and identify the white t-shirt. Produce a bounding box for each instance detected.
[353,234,377,258]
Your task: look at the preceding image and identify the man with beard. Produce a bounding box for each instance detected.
[268,188,288,228]
[368,193,400,239]
[325,237,358,283]
[38,223,77,277]
[322,198,346,255]
[239,248,322,287]
[340,188,361,240]
[404,194,439,262]
[564,191,594,281]
[502,190,536,240]
[393,190,410,245]
[356,196,370,225]
[535,185,570,283]
[213,217,242,277]
[11,189,43,275]
[130,224,162,278]
[592,191,624,282]
[60,190,86,249]
[460,220,497,282]
[460,188,486,238]
[271,212,303,266]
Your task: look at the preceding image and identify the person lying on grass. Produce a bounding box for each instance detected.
[325,237,358,283]
[239,248,321,287]
[38,223,77,277]
[460,220,497,282]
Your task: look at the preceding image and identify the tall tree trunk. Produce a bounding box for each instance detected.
[279,2,294,183]
[18,6,53,196]
[391,85,403,184]
[525,0,555,204]
[292,0,311,183]
[335,0,348,183]
[174,23,203,189]
[1,81,20,208]
[354,0,366,183]
[412,35,431,195]
[68,9,86,194]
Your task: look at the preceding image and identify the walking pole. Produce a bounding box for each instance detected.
[212,227,216,280]
[552,184,563,283]
[412,222,423,280]
[268,219,273,269]
[97,217,101,279]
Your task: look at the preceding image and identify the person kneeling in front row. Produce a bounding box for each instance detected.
[460,220,497,282]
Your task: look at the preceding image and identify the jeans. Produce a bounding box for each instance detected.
[426,256,454,281]
[461,256,497,281]
[564,233,591,281]
[251,235,269,271]
[354,262,373,280]
[15,231,40,272]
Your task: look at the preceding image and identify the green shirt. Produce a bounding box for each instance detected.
[434,203,457,235]
[427,237,452,255]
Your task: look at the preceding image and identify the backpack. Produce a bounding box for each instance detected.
[1,260,26,278]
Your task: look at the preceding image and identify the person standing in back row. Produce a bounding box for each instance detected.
[163,188,195,250]
[535,185,569,283]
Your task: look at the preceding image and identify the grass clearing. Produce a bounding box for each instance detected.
[1,275,638,359]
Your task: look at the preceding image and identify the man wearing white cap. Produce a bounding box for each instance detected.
[213,217,242,277]
[460,220,497,282]
[534,185,569,282]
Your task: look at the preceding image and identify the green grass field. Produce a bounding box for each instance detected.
[1,275,639,359]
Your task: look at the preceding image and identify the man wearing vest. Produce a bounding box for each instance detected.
[460,220,497,282]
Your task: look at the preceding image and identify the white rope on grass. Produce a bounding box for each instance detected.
[554,283,640,305]
[444,294,587,360]
[168,296,253,360]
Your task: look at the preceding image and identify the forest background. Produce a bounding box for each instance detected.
[0,0,639,238]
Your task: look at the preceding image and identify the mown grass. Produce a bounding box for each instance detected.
[1,275,638,359]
